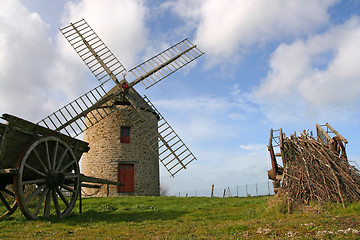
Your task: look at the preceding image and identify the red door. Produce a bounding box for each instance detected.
[118,164,135,192]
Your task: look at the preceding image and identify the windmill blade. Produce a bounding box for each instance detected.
[60,19,126,86]
[124,89,197,176]
[38,84,119,137]
[128,38,204,89]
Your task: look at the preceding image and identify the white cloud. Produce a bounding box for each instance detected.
[253,16,360,123]
[152,91,258,143]
[62,0,148,68]
[0,0,56,120]
[239,144,266,152]
[0,0,150,122]
[47,0,149,101]
[163,0,338,66]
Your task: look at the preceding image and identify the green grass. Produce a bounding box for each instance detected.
[1,195,360,239]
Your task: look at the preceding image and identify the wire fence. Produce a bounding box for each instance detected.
[171,181,275,198]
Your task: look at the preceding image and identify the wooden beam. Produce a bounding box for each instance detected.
[80,174,124,186]
[325,123,348,144]
[316,124,334,145]
[279,128,286,168]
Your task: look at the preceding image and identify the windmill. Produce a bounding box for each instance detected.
[37,19,204,196]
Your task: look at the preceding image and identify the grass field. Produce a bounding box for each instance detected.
[1,195,360,239]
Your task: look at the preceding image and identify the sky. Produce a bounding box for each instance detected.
[1,0,360,196]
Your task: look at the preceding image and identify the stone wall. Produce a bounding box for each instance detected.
[81,104,160,197]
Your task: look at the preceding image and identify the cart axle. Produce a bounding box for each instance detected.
[45,171,65,189]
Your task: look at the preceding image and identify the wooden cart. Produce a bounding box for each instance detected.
[0,114,120,220]
[1,18,203,220]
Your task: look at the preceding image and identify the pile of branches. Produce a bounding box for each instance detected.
[281,131,360,207]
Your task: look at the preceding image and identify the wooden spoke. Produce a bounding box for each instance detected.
[60,184,76,194]
[56,187,70,207]
[0,185,18,218]
[33,188,48,217]
[24,184,46,204]
[52,190,61,216]
[15,136,80,220]
[55,148,68,171]
[44,190,52,218]
[2,188,15,196]
[32,148,49,172]
[60,161,74,173]
[24,164,46,177]
[0,192,12,210]
[21,178,46,186]
[44,140,52,171]
[51,140,59,170]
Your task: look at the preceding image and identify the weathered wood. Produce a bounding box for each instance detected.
[2,114,89,152]
[279,128,286,169]
[14,136,81,220]
[0,114,89,169]
[316,124,334,145]
[81,183,101,189]
[80,174,124,186]
[325,123,348,144]
[281,132,360,206]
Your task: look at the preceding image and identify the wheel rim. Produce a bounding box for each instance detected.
[0,183,17,219]
[14,136,80,220]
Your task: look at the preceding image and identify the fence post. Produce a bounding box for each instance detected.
[211,184,214,197]
[246,185,248,196]
[223,189,226,198]
[236,185,239,197]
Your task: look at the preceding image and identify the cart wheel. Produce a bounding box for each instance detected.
[0,183,17,219]
[14,136,80,220]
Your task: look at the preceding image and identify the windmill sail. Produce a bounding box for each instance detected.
[38,84,119,137]
[60,19,126,86]
[124,89,196,176]
[56,19,202,176]
[128,38,204,89]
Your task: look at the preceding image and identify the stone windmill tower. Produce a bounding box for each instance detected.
[60,19,204,196]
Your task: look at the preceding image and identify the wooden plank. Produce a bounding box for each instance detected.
[279,128,286,168]
[81,183,101,189]
[80,174,124,186]
[325,123,348,144]
[0,114,89,169]
[268,129,273,151]
[1,114,89,153]
[316,124,334,145]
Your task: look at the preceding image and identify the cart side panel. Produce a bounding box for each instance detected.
[0,114,89,170]
[0,122,39,169]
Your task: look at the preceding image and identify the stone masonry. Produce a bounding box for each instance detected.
[81,103,160,197]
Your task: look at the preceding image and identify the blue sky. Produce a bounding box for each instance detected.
[1,0,360,196]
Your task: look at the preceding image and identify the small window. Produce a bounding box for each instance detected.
[120,126,131,143]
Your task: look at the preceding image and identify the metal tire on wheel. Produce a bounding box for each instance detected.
[0,184,17,219]
[14,136,80,220]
